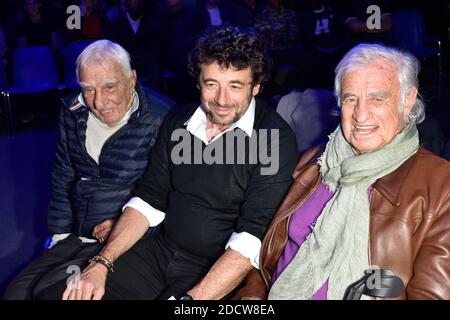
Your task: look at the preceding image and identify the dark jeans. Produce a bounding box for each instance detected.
[4,235,102,300]
[34,232,214,300]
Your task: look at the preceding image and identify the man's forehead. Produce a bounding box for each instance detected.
[79,60,125,84]
[79,79,119,87]
[200,61,252,81]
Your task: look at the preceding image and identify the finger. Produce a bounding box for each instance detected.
[62,287,71,300]
[92,289,105,300]
[97,228,111,240]
[81,286,94,300]
[68,288,77,300]
[75,288,83,300]
[63,279,77,300]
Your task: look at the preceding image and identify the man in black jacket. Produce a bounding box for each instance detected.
[4,40,173,299]
[39,26,298,300]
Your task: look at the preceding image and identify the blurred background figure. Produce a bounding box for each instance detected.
[107,0,160,89]
[17,0,63,52]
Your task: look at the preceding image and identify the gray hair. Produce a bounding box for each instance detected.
[335,43,425,124]
[76,39,132,83]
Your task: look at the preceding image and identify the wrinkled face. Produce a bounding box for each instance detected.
[199,61,260,127]
[340,60,415,154]
[79,59,136,127]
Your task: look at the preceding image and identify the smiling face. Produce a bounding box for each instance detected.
[340,59,415,154]
[199,61,260,127]
[79,59,136,127]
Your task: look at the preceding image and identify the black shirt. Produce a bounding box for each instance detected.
[132,99,298,260]
[17,14,60,47]
[299,5,347,50]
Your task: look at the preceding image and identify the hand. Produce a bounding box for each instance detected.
[240,296,262,300]
[62,262,108,300]
[92,219,116,243]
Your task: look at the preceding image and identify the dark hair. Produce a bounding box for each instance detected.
[188,26,272,90]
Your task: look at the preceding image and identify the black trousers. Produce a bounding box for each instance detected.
[4,235,102,300]
[34,232,214,300]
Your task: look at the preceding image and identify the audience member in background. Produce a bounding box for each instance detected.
[254,0,299,51]
[277,88,337,154]
[297,0,348,87]
[80,0,108,40]
[0,22,8,68]
[106,0,127,24]
[200,0,232,27]
[3,40,173,300]
[17,0,63,52]
[231,0,261,29]
[342,0,394,45]
[158,0,209,102]
[107,0,160,89]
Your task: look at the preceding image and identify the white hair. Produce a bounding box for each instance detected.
[335,43,425,124]
[76,39,132,83]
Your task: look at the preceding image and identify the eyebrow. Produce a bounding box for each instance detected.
[102,80,119,86]
[341,91,392,100]
[202,78,246,86]
[368,91,392,99]
[341,92,356,100]
[79,82,91,89]
[79,80,119,89]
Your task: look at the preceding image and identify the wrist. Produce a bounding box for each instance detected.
[89,255,114,273]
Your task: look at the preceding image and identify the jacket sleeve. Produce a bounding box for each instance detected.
[406,192,450,299]
[232,268,269,300]
[47,107,77,234]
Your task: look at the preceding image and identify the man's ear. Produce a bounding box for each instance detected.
[130,70,137,90]
[404,87,418,115]
[252,84,261,96]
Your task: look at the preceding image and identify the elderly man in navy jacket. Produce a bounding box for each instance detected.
[4,40,173,299]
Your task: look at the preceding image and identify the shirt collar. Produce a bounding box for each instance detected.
[184,97,256,144]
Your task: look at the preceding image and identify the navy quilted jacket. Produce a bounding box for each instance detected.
[47,83,174,237]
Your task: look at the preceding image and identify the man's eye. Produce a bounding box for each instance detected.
[205,83,216,89]
[105,86,115,91]
[230,85,243,90]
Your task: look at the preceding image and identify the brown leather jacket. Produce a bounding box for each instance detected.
[234,146,450,300]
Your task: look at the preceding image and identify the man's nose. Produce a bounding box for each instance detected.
[214,87,228,106]
[93,90,104,109]
[353,99,372,123]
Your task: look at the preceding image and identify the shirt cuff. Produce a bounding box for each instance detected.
[50,233,71,248]
[225,232,261,269]
[123,197,166,227]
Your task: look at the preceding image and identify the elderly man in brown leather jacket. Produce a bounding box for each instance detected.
[235,43,450,300]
